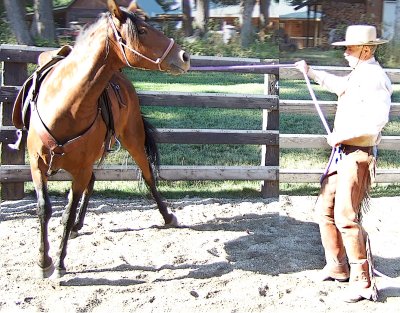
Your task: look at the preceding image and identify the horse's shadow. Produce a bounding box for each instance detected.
[0,196,159,222]
[61,212,326,286]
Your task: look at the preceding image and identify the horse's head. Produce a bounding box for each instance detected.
[107,0,190,74]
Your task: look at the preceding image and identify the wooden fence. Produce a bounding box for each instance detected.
[0,45,279,200]
[280,66,400,183]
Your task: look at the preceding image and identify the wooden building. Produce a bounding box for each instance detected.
[279,10,322,49]
[51,0,134,28]
[298,0,385,47]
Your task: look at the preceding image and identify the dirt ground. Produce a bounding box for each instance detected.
[1,194,399,313]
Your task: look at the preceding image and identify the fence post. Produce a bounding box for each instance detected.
[1,61,27,200]
[261,73,279,198]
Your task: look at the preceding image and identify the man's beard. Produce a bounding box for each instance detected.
[344,54,361,69]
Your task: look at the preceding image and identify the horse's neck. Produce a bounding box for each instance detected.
[52,22,120,116]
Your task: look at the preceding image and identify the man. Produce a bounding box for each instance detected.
[295,25,392,302]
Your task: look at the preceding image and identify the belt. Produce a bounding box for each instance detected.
[340,144,373,154]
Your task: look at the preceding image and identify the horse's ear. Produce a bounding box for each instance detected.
[128,1,146,20]
[107,0,124,21]
[127,1,138,13]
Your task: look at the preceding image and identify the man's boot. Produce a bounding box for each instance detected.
[343,258,377,302]
[341,230,378,303]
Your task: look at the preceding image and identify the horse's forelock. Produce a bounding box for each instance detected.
[120,8,140,50]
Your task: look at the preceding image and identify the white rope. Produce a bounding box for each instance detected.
[299,68,331,135]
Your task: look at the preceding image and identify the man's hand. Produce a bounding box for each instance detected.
[295,60,309,74]
[327,132,340,147]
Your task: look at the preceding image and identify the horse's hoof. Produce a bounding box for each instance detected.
[165,214,179,228]
[70,230,79,239]
[36,262,55,279]
[50,268,66,279]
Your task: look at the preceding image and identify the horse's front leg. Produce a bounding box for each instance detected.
[70,172,96,238]
[30,161,55,278]
[55,168,93,277]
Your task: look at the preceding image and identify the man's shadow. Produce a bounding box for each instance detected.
[191,212,325,276]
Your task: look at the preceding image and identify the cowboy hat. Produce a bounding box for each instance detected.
[332,25,388,46]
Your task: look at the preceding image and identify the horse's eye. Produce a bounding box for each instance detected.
[138,28,146,35]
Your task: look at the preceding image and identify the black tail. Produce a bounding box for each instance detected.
[142,117,160,172]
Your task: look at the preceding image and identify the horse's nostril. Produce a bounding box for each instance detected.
[182,52,190,62]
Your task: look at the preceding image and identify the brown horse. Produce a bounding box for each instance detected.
[21,0,190,278]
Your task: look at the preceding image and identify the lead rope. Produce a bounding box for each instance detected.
[298,67,335,184]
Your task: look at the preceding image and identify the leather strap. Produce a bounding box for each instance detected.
[31,105,101,155]
[340,144,373,154]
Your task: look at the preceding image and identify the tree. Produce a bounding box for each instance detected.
[240,0,256,47]
[3,0,34,45]
[30,0,56,44]
[182,0,193,36]
[194,0,209,36]
[259,0,270,30]
[212,0,273,45]
[393,0,400,45]
[3,0,56,45]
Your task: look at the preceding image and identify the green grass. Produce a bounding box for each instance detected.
[280,47,346,67]
[125,70,265,92]
[24,180,263,199]
[121,69,266,170]
[124,69,265,168]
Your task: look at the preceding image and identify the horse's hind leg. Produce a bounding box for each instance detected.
[122,140,177,226]
[68,172,95,238]
[30,164,55,278]
[55,168,93,277]
[146,166,178,227]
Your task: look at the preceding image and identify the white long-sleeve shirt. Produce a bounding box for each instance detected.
[308,57,392,146]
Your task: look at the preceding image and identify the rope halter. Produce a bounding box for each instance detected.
[108,15,174,71]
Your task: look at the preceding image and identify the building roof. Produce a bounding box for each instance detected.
[280,11,322,20]
[167,1,307,19]
[53,0,164,17]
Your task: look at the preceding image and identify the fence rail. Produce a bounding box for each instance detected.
[0,44,279,199]
[280,66,400,83]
